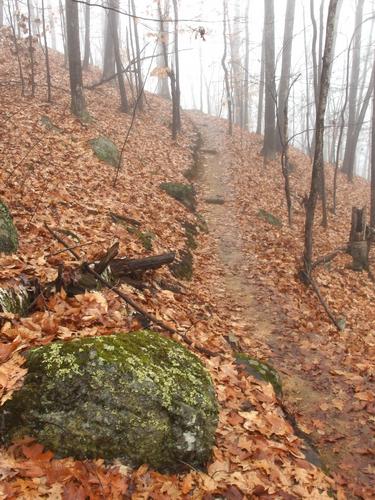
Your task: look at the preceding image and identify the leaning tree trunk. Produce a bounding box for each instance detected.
[303,0,339,274]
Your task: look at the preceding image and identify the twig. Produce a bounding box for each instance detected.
[311,245,349,269]
[46,241,94,257]
[308,275,343,331]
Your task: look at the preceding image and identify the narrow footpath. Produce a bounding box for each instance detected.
[193,112,374,499]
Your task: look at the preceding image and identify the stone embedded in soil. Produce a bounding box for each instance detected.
[0,200,18,254]
[0,330,219,471]
[89,136,120,168]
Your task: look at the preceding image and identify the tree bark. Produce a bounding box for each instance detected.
[156,0,171,99]
[303,0,339,274]
[277,0,296,151]
[222,0,232,135]
[256,28,265,135]
[131,0,144,111]
[102,0,117,80]
[371,63,375,228]
[82,1,91,70]
[41,0,52,102]
[66,0,87,117]
[243,0,250,130]
[171,0,181,137]
[341,0,365,180]
[263,0,277,160]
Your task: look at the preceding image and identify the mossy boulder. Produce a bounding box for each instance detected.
[89,136,120,168]
[160,182,196,211]
[0,200,18,254]
[0,330,218,471]
[170,249,193,281]
[235,352,282,397]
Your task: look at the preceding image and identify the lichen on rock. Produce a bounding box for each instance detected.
[159,182,196,211]
[0,330,219,471]
[0,286,31,315]
[0,200,18,254]
[89,136,120,168]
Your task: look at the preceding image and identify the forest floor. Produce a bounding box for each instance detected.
[192,111,374,499]
[0,41,374,498]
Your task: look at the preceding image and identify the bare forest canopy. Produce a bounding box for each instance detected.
[1,0,375,178]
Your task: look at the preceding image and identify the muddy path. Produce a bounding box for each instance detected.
[193,115,373,499]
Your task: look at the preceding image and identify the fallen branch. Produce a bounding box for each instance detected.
[311,245,349,269]
[45,224,218,357]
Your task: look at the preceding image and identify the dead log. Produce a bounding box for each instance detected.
[110,252,175,277]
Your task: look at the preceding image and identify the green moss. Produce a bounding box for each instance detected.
[160,183,196,212]
[126,226,154,251]
[196,213,209,234]
[89,136,120,168]
[0,200,18,254]
[170,249,193,281]
[1,331,218,471]
[183,222,198,250]
[235,352,282,397]
[258,209,282,228]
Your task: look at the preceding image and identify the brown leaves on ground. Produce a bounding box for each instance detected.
[0,43,347,498]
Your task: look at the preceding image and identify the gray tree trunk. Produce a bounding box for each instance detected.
[102,0,117,80]
[304,0,339,273]
[82,1,91,70]
[341,0,365,180]
[256,28,265,135]
[66,0,87,117]
[263,0,277,160]
[277,0,296,151]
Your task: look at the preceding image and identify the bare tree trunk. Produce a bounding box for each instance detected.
[222,0,232,135]
[41,0,52,102]
[256,28,265,135]
[303,0,339,274]
[59,0,68,67]
[229,1,242,125]
[131,0,144,111]
[243,0,250,130]
[27,0,36,97]
[171,0,181,136]
[66,0,87,118]
[303,6,311,155]
[112,0,129,113]
[102,0,117,80]
[371,63,375,228]
[155,1,171,99]
[263,0,277,161]
[0,0,3,27]
[82,1,90,70]
[48,2,57,50]
[341,0,365,180]
[7,1,25,96]
[277,0,296,151]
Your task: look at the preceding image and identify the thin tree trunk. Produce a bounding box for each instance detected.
[48,3,57,50]
[277,0,296,151]
[303,0,339,274]
[263,0,277,160]
[66,0,87,117]
[371,78,375,227]
[59,0,68,67]
[112,0,129,113]
[131,0,144,111]
[82,2,90,70]
[7,1,25,96]
[27,0,36,97]
[303,6,311,155]
[341,0,365,180]
[243,0,250,130]
[222,0,232,135]
[256,28,265,135]
[172,0,181,136]
[102,0,116,80]
[0,0,3,27]
[41,0,52,102]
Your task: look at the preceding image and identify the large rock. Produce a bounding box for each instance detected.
[0,200,18,254]
[89,136,120,167]
[0,330,218,471]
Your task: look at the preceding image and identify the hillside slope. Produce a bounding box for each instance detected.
[0,40,367,498]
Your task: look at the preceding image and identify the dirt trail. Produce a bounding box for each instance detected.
[194,117,373,499]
